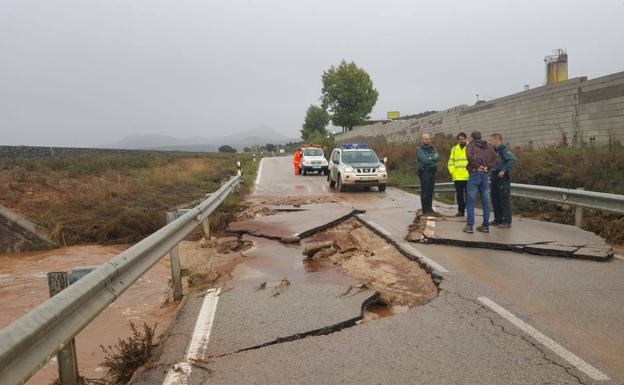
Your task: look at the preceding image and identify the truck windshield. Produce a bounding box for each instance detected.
[303,148,324,157]
[341,150,379,164]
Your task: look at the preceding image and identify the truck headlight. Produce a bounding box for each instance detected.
[344,166,355,173]
[378,165,386,172]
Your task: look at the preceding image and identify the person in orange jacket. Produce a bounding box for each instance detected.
[293,148,302,175]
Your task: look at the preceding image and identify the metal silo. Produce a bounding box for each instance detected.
[545,49,568,85]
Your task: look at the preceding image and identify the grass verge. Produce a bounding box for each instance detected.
[0,152,250,245]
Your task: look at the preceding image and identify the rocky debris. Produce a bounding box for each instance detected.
[335,232,360,253]
[303,241,335,257]
[187,269,219,288]
[235,205,278,221]
[255,281,267,291]
[311,245,337,260]
[307,218,438,308]
[405,231,424,242]
[251,196,339,207]
[200,236,252,254]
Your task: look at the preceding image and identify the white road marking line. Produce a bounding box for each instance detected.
[366,220,392,236]
[477,297,609,381]
[401,242,449,273]
[163,288,222,385]
[255,158,264,185]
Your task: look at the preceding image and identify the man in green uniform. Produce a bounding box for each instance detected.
[416,133,440,214]
[489,133,517,228]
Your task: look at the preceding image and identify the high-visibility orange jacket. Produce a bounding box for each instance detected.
[293,150,302,174]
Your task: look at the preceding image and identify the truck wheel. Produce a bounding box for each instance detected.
[378,185,386,192]
[337,175,345,192]
[301,168,306,176]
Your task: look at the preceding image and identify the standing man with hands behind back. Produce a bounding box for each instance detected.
[416,134,441,215]
[489,133,517,228]
[447,132,469,217]
[464,131,500,234]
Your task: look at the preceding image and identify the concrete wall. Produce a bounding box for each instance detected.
[0,205,57,253]
[336,71,624,148]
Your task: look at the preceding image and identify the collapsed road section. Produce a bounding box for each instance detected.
[406,211,614,261]
[132,199,440,385]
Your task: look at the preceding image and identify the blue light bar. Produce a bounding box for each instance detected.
[341,143,369,149]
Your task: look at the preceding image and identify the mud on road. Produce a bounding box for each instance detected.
[306,218,438,310]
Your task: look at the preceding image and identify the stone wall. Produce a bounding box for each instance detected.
[336,71,624,148]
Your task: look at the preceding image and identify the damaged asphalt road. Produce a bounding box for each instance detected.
[134,157,624,385]
[407,211,613,261]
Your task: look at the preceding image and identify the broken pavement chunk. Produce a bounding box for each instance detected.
[335,232,360,253]
[281,235,300,244]
[311,246,337,260]
[303,241,335,257]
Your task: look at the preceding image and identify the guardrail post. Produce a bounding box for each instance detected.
[575,187,585,228]
[47,272,79,385]
[202,217,210,240]
[237,161,242,176]
[166,211,183,301]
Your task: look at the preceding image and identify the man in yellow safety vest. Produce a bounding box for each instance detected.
[447,132,469,216]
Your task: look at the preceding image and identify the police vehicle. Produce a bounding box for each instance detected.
[327,144,388,192]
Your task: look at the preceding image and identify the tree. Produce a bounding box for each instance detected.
[321,60,379,132]
[243,146,253,153]
[301,104,330,141]
[218,145,237,153]
[265,143,277,152]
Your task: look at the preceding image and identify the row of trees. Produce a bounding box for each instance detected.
[301,60,379,143]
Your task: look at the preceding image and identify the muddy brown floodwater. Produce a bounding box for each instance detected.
[0,245,179,385]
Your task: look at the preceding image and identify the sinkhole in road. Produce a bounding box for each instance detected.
[214,216,439,356]
[304,217,439,319]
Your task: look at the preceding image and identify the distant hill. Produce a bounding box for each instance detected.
[100,126,298,152]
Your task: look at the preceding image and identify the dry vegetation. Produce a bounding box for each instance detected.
[344,135,624,243]
[100,322,156,384]
[0,152,251,245]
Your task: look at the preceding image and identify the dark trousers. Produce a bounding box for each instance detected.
[419,168,436,213]
[454,180,467,214]
[491,173,512,224]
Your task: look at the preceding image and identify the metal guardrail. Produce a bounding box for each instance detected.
[403,182,624,227]
[0,174,241,385]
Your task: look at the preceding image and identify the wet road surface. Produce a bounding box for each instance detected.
[139,156,623,385]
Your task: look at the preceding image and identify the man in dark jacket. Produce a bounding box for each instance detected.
[464,131,500,233]
[416,133,441,214]
[489,133,517,228]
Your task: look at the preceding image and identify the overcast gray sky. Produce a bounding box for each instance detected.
[1,0,623,147]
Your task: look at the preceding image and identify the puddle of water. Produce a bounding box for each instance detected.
[233,235,357,287]
[0,245,178,385]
